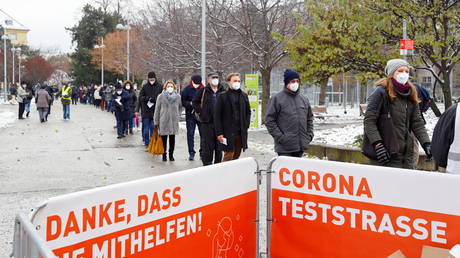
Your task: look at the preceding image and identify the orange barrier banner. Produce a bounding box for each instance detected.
[31,158,259,258]
[269,157,460,258]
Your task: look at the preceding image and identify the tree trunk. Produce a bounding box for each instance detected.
[261,68,271,124]
[319,79,328,106]
[360,80,367,104]
[350,82,355,108]
[441,71,453,110]
[431,102,442,117]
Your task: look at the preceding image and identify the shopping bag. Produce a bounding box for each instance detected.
[148,128,164,155]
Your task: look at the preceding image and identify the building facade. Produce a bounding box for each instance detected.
[0,9,29,46]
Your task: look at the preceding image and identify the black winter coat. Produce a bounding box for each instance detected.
[182,82,204,117]
[192,84,225,124]
[432,103,457,167]
[137,81,163,119]
[125,90,137,118]
[214,89,251,152]
[113,90,131,120]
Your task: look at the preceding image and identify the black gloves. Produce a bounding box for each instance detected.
[375,143,391,165]
[422,142,432,160]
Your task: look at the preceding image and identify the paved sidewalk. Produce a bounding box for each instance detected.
[0,103,273,255]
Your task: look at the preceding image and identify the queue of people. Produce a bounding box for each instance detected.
[7,59,457,172]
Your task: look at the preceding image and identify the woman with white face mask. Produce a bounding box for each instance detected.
[153,80,182,161]
[124,80,138,135]
[363,59,431,169]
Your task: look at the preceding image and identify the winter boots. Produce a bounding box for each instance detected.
[162,152,175,162]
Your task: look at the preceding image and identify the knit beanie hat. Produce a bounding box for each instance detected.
[385,59,410,77]
[148,71,156,79]
[191,74,202,84]
[284,69,300,86]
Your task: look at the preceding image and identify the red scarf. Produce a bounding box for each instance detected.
[391,78,410,93]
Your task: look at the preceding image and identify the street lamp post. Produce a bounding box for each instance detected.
[201,0,206,80]
[116,24,131,81]
[94,38,105,86]
[2,34,9,101]
[11,47,19,85]
[18,53,23,84]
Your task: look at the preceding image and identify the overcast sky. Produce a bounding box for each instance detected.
[2,0,143,54]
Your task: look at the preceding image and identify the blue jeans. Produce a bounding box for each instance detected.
[25,102,31,113]
[129,117,135,129]
[142,118,154,145]
[186,115,201,156]
[63,104,70,119]
[278,151,304,157]
[107,100,113,112]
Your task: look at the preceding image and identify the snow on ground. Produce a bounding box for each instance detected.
[312,105,443,149]
[180,104,444,151]
[0,110,15,128]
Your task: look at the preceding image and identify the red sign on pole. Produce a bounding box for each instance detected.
[400,39,414,50]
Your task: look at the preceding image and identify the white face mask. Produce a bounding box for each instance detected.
[149,80,155,85]
[193,83,200,88]
[211,79,219,86]
[232,82,241,90]
[125,86,131,90]
[134,86,137,90]
[166,87,174,93]
[395,72,409,85]
[116,90,122,94]
[289,82,299,92]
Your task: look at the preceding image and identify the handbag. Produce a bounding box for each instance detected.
[194,90,206,122]
[362,92,399,159]
[148,128,165,155]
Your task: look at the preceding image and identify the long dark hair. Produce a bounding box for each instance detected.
[375,77,420,104]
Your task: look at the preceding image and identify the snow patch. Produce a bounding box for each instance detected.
[0,111,15,128]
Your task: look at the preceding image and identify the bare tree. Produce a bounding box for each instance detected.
[208,0,301,119]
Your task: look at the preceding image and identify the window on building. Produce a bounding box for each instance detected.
[422,76,432,83]
[8,34,17,40]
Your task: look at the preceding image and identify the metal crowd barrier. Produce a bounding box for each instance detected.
[10,213,55,258]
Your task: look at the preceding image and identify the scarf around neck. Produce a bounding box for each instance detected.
[391,78,410,93]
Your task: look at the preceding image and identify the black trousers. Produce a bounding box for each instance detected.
[161,135,175,154]
[200,123,222,166]
[18,102,25,118]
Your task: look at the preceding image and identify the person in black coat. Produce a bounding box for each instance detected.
[136,72,163,146]
[192,72,226,166]
[124,80,137,135]
[113,84,131,139]
[214,73,251,162]
[432,103,458,173]
[181,74,204,161]
[44,84,54,120]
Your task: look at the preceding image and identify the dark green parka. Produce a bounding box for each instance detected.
[364,85,430,169]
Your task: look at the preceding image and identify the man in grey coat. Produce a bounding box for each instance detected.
[265,69,314,157]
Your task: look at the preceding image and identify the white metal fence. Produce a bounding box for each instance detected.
[11,213,55,258]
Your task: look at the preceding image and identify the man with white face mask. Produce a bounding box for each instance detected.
[193,72,226,166]
[265,69,314,157]
[214,73,251,161]
[136,71,163,146]
[181,74,204,161]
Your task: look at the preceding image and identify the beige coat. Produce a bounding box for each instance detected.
[154,91,181,136]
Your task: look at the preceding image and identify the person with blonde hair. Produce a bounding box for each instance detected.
[154,80,181,161]
[363,59,431,169]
